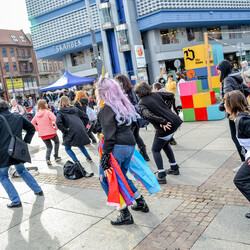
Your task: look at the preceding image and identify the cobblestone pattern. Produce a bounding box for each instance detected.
[30,152,247,249]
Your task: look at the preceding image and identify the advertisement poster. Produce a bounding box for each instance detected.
[6,78,24,89]
[134,45,146,68]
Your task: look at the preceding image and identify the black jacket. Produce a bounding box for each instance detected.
[138,92,182,137]
[56,107,90,146]
[98,105,136,154]
[74,98,88,113]
[219,73,244,111]
[0,110,35,168]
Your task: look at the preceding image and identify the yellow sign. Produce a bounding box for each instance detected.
[183,44,214,70]
[6,78,24,89]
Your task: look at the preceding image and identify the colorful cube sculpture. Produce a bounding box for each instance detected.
[195,108,208,121]
[196,80,203,93]
[181,95,194,109]
[183,108,196,121]
[211,76,221,88]
[210,91,216,104]
[193,92,211,108]
[201,79,209,90]
[207,104,226,120]
[213,87,221,94]
[179,81,198,96]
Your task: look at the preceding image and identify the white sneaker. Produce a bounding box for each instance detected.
[233,165,242,173]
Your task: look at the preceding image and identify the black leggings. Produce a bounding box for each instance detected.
[43,135,59,160]
[151,135,176,171]
[229,119,245,162]
[133,125,145,147]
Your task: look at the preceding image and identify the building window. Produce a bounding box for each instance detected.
[160,29,179,44]
[27,49,31,58]
[10,48,14,57]
[4,63,10,72]
[13,62,17,71]
[54,62,58,71]
[29,63,33,72]
[207,26,222,40]
[21,49,25,58]
[19,35,27,43]
[43,63,48,71]
[23,63,27,71]
[186,28,195,42]
[51,75,54,82]
[60,62,63,69]
[228,26,242,39]
[16,48,19,56]
[10,35,18,43]
[38,63,42,72]
[2,48,7,57]
[49,63,52,71]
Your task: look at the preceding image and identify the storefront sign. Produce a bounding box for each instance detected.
[6,78,23,89]
[134,45,146,68]
[183,44,214,70]
[55,39,83,53]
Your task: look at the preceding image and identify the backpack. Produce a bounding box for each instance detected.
[86,106,97,122]
[63,161,85,179]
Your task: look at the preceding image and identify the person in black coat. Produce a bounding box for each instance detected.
[74,90,97,144]
[56,96,93,177]
[115,74,150,161]
[0,100,43,208]
[217,60,246,171]
[135,81,183,184]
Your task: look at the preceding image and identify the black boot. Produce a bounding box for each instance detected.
[139,145,150,162]
[157,171,167,184]
[166,164,180,175]
[131,196,149,213]
[75,162,94,178]
[111,207,134,226]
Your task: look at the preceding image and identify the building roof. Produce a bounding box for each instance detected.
[0,29,32,47]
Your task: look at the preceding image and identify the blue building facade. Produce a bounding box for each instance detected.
[25,0,250,83]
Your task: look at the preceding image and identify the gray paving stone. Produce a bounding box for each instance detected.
[61,218,152,250]
[53,189,114,217]
[0,197,44,234]
[106,196,182,228]
[20,184,82,207]
[197,205,250,245]
[191,236,250,250]
[0,207,100,250]
[203,138,236,151]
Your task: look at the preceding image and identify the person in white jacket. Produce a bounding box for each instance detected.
[10,99,25,115]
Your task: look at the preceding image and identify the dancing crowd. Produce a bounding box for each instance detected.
[0,59,250,225]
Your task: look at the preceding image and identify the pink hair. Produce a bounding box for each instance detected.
[97,78,138,125]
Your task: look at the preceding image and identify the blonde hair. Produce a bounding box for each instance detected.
[37,99,49,110]
[74,90,88,106]
[59,96,71,110]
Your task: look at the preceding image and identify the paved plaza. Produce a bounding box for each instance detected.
[0,118,249,250]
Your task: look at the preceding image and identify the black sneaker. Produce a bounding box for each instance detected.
[166,164,180,175]
[157,171,167,184]
[131,196,149,213]
[7,202,22,208]
[86,157,93,163]
[34,190,44,196]
[111,207,134,226]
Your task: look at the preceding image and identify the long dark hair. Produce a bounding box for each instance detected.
[217,59,233,82]
[114,74,133,94]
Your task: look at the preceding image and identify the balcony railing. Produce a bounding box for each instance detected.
[20,70,34,74]
[17,55,31,61]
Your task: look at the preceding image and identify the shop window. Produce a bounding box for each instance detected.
[4,62,10,72]
[10,48,14,57]
[228,26,242,39]
[28,78,33,88]
[207,26,222,40]
[160,29,179,44]
[71,51,85,66]
[186,28,195,42]
[2,48,7,57]
[13,62,17,71]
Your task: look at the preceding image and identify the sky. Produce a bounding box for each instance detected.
[0,0,31,34]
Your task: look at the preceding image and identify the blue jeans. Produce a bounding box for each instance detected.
[0,163,42,203]
[65,145,90,162]
[99,145,140,198]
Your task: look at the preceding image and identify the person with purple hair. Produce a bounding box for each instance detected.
[97,77,149,226]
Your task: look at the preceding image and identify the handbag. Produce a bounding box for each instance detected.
[0,115,31,163]
[63,161,84,179]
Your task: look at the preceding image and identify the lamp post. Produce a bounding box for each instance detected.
[9,73,16,99]
[85,0,103,77]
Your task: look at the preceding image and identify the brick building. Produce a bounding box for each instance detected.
[0,29,39,101]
